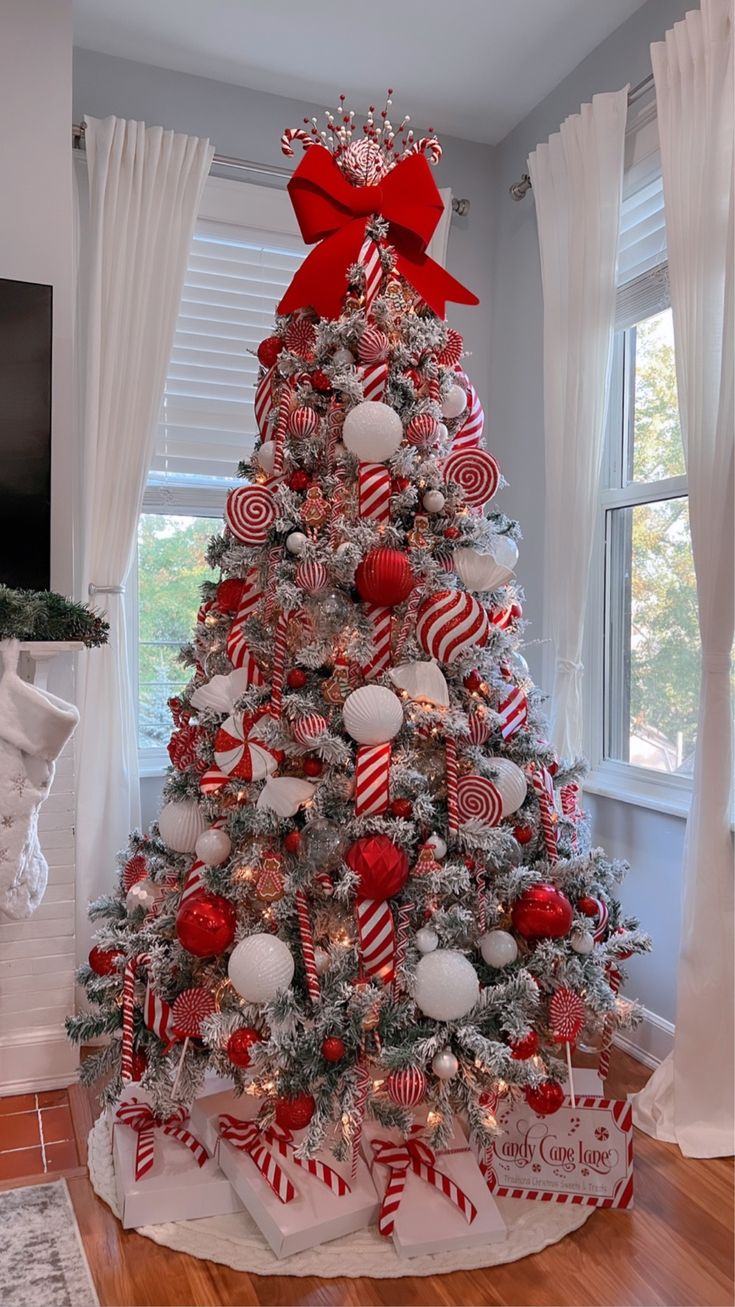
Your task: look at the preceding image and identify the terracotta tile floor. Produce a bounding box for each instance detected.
[0,1089,79,1183]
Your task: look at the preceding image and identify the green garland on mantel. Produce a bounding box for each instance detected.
[0,586,110,647]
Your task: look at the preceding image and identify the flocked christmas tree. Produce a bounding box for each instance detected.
[68,96,650,1166]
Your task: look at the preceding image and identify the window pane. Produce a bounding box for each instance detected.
[606,497,699,775]
[627,307,685,483]
[137,513,214,749]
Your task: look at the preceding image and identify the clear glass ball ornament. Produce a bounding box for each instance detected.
[308,590,351,640]
[301,818,349,870]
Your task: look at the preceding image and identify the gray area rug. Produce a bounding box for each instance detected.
[0,1181,99,1307]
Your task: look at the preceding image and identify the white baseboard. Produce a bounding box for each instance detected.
[614,1005,674,1071]
[0,1025,79,1096]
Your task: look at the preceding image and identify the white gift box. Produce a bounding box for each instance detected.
[361,1116,506,1259]
[191,1088,380,1258]
[112,1090,243,1229]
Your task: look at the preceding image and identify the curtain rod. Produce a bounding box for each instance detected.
[508,72,655,201]
[71,122,471,215]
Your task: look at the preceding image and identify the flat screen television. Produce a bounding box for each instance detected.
[0,278,52,590]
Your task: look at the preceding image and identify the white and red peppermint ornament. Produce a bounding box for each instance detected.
[292,713,327,747]
[295,559,329,595]
[405,413,440,448]
[386,1067,427,1108]
[199,765,229,795]
[172,986,217,1039]
[456,774,503,827]
[224,485,275,544]
[354,743,391,816]
[415,590,490,665]
[496,685,528,739]
[356,898,396,984]
[122,853,148,893]
[287,406,319,439]
[437,328,464,368]
[284,316,317,358]
[443,448,500,508]
[359,361,389,402]
[549,987,586,1044]
[358,462,391,522]
[214,713,278,781]
[358,327,390,363]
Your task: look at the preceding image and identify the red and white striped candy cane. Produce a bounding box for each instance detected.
[451,375,484,451]
[359,361,389,402]
[445,736,460,835]
[358,237,383,310]
[351,1059,372,1180]
[269,609,289,717]
[390,901,415,1000]
[530,765,558,863]
[393,585,423,664]
[295,889,320,1004]
[354,744,391,815]
[358,463,391,522]
[121,953,151,1084]
[271,389,292,477]
[598,966,622,1081]
[280,127,316,156]
[363,604,392,679]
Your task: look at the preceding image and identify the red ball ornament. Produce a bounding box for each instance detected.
[303,756,323,777]
[288,470,311,492]
[227,1026,263,1069]
[275,1093,316,1130]
[345,835,410,901]
[287,669,308,689]
[321,1036,346,1063]
[510,1030,540,1060]
[578,896,601,919]
[386,1067,427,1108]
[443,526,460,540]
[257,335,282,367]
[216,578,248,613]
[514,825,534,845]
[283,830,302,854]
[511,885,574,940]
[463,670,483,693]
[176,892,237,957]
[88,945,123,976]
[524,1081,565,1116]
[311,369,332,392]
[390,797,413,819]
[355,548,414,608]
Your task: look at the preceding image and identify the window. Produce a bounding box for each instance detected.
[135,178,304,773]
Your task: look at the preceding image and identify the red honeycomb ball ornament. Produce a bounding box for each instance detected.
[227,1026,263,1069]
[386,1067,427,1108]
[321,1036,346,1063]
[345,835,410,901]
[355,548,414,608]
[390,797,413,819]
[216,578,248,613]
[514,825,534,845]
[288,470,311,492]
[510,1031,540,1060]
[511,885,573,940]
[303,757,323,777]
[88,946,123,976]
[275,1093,316,1130]
[176,892,237,957]
[257,335,282,367]
[524,1081,565,1116]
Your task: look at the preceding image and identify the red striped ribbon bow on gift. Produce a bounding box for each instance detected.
[371,1126,477,1237]
[217,1115,351,1204]
[115,1099,209,1182]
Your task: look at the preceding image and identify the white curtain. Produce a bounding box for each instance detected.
[75,116,213,961]
[528,90,628,759]
[633,0,734,1158]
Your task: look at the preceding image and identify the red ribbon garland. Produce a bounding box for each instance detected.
[218,1115,351,1204]
[371,1126,477,1237]
[115,1099,209,1181]
[278,149,479,320]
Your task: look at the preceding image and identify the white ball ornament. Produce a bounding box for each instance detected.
[571,930,595,955]
[415,927,439,954]
[332,347,354,366]
[413,950,480,1021]
[422,489,446,513]
[432,1048,459,1080]
[158,800,207,853]
[343,400,403,463]
[343,685,403,745]
[257,442,276,477]
[491,534,519,574]
[480,929,519,968]
[441,384,468,420]
[286,531,308,556]
[426,833,447,860]
[195,827,232,867]
[126,879,161,914]
[228,933,295,1003]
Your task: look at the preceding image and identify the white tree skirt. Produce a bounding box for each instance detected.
[88,1112,593,1278]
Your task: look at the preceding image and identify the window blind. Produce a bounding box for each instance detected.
[150,217,305,485]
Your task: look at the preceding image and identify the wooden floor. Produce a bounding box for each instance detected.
[9,1052,734,1307]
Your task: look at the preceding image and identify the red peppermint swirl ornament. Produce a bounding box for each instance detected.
[225,486,275,544]
[406,414,440,448]
[358,327,390,363]
[171,986,216,1039]
[292,713,327,747]
[549,987,586,1044]
[416,590,490,665]
[443,448,500,508]
[214,713,278,781]
[288,407,320,439]
[386,1067,427,1107]
[285,317,317,358]
[437,329,464,367]
[295,559,329,594]
[122,853,148,892]
[456,774,503,826]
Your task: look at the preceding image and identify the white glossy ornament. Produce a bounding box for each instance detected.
[228,933,294,1003]
[414,950,480,1021]
[488,758,528,817]
[436,422,449,443]
[453,547,509,592]
[257,777,316,818]
[126,879,160,913]
[415,927,439,954]
[422,489,445,513]
[314,946,331,975]
[158,800,207,853]
[571,930,595,955]
[286,531,308,556]
[432,1048,459,1080]
[426,833,447,860]
[441,385,467,420]
[190,668,250,714]
[342,685,403,745]
[389,660,449,708]
[257,442,276,476]
[342,400,403,463]
[480,929,519,968]
[195,827,232,866]
[332,347,354,366]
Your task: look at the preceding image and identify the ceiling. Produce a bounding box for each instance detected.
[72,0,647,146]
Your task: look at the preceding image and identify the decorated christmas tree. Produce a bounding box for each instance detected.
[68,96,650,1170]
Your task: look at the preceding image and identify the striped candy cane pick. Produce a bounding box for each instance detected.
[351,1059,372,1181]
[121,953,151,1084]
[445,736,460,836]
[269,609,289,717]
[295,889,320,1004]
[598,966,622,1082]
[393,585,423,664]
[391,901,415,1000]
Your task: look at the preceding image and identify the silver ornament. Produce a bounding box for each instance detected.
[422,490,446,513]
[431,1048,459,1080]
[480,929,519,968]
[286,531,308,556]
[571,930,595,955]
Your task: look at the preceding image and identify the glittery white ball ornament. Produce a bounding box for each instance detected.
[432,1048,459,1080]
[423,490,446,513]
[195,827,232,867]
[314,946,331,975]
[126,879,160,914]
[228,933,295,1003]
[415,926,439,954]
[286,531,308,556]
[332,347,354,366]
[426,833,447,860]
[441,385,468,420]
[342,401,403,463]
[480,929,519,968]
[413,950,480,1021]
[571,930,595,955]
[158,799,207,853]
